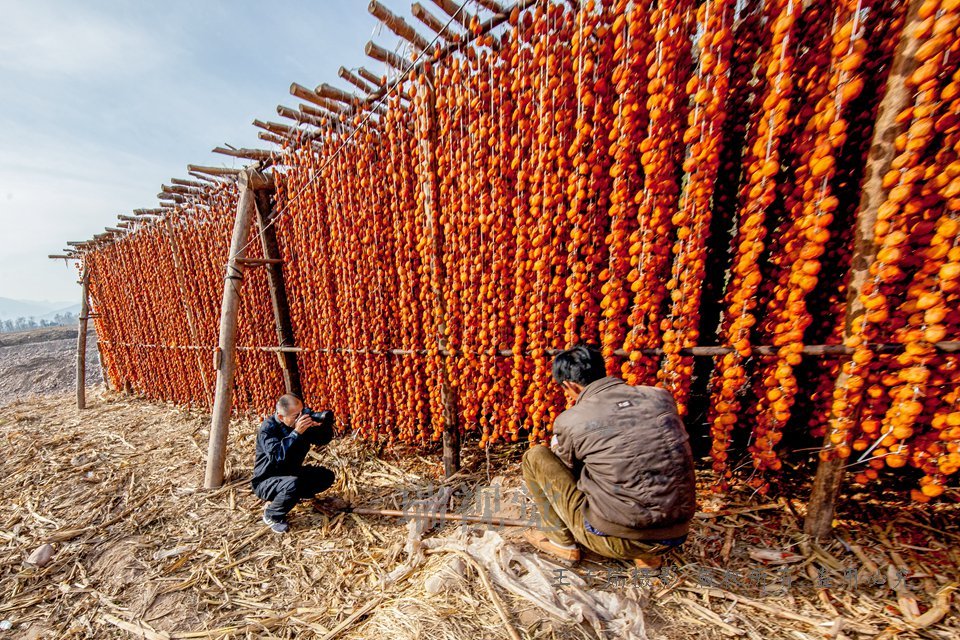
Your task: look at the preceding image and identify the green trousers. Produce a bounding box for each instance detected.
[521,445,676,561]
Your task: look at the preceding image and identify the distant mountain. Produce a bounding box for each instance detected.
[0,297,78,322]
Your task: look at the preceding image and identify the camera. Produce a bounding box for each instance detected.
[302,408,334,426]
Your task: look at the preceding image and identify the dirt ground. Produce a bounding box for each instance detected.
[0,388,957,640]
[0,326,102,405]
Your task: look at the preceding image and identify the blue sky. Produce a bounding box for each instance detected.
[0,0,424,302]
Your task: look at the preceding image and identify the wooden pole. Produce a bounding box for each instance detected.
[253,187,302,398]
[77,265,91,410]
[204,168,272,489]
[416,69,460,477]
[804,0,925,540]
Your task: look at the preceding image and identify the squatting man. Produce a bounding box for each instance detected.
[251,394,340,534]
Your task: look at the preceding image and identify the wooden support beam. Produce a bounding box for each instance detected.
[429,0,474,30]
[104,227,124,234]
[290,82,346,112]
[357,67,386,89]
[162,184,204,195]
[413,2,457,36]
[188,171,233,184]
[339,67,376,93]
[299,103,330,120]
[77,266,91,410]
[49,254,75,260]
[118,214,141,222]
[133,208,165,216]
[369,0,432,51]
[258,131,289,146]
[315,83,358,106]
[187,165,242,178]
[254,119,301,138]
[253,189,302,398]
[158,192,187,203]
[473,0,506,13]
[171,178,207,189]
[212,146,273,162]
[205,168,272,489]
[365,41,408,71]
[277,105,327,129]
[804,0,925,541]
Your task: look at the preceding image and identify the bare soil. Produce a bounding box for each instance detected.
[0,326,102,405]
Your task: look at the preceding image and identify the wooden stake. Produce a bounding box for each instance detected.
[204,168,272,489]
[804,0,925,541]
[253,188,302,398]
[77,266,91,410]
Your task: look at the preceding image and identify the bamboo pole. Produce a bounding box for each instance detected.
[804,0,926,541]
[204,167,272,489]
[77,266,91,410]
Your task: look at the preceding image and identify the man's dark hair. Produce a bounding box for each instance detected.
[552,345,606,387]
[276,393,302,416]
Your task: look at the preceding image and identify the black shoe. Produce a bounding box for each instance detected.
[263,510,290,534]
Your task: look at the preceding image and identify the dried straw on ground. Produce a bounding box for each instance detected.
[0,390,957,639]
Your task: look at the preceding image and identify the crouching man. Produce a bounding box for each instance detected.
[252,394,336,534]
[522,345,696,568]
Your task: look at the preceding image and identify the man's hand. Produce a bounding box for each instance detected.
[294,414,318,435]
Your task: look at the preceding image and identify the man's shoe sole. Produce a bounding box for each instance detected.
[522,529,580,564]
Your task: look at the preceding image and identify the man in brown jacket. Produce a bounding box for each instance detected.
[522,345,696,567]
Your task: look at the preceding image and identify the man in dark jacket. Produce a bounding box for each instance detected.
[522,345,697,567]
[252,394,336,534]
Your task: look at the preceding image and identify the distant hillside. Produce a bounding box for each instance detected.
[0,297,78,322]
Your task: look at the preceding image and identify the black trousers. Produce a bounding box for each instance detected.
[253,466,335,520]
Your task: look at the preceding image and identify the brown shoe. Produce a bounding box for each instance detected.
[633,554,663,570]
[522,529,581,564]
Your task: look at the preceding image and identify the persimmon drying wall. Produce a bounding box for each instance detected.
[84,0,960,499]
[88,186,285,413]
